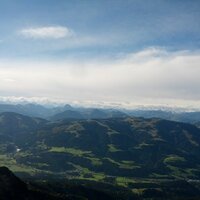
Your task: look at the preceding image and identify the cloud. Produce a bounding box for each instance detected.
[3,78,16,82]
[19,26,73,39]
[0,48,200,108]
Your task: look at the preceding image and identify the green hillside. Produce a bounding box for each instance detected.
[1,112,200,199]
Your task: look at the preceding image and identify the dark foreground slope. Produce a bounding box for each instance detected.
[1,166,200,200]
[0,166,120,200]
[0,166,28,200]
[0,166,66,200]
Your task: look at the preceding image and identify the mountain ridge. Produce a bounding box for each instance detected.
[1,103,200,124]
[1,112,200,199]
[0,112,200,179]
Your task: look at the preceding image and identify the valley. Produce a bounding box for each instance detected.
[0,108,200,199]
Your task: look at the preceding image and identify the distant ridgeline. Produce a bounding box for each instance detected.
[0,103,200,124]
[1,110,200,199]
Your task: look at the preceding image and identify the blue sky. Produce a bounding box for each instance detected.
[0,0,199,58]
[0,0,200,108]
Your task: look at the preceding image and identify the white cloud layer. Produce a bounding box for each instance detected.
[19,26,73,39]
[0,48,199,108]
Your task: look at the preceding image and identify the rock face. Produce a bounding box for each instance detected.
[0,166,28,200]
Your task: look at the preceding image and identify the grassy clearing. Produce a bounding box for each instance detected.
[65,123,85,132]
[166,165,191,178]
[49,147,92,156]
[104,157,140,169]
[72,164,105,181]
[166,165,199,178]
[15,151,32,158]
[132,188,146,195]
[107,144,122,152]
[50,146,102,166]
[86,157,102,166]
[120,160,140,169]
[0,154,38,175]
[164,155,186,165]
[115,176,136,187]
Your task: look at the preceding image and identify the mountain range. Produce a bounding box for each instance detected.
[1,110,200,199]
[0,103,200,125]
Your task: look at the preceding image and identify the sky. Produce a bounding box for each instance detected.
[0,0,200,108]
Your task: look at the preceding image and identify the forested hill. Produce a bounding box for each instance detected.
[1,112,200,199]
[1,112,200,179]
